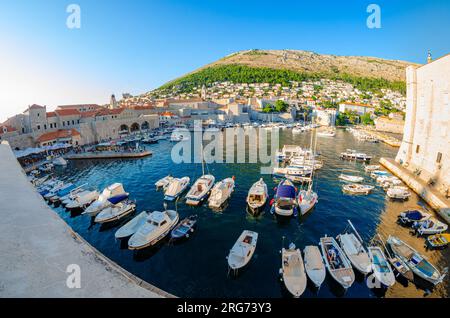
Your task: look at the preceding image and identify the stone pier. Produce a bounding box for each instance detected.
[0,141,173,298]
[380,157,450,224]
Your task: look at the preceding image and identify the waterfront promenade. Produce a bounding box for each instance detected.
[0,141,172,298]
[380,157,450,224]
[66,150,152,160]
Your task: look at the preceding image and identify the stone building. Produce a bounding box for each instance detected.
[338,102,375,115]
[374,114,405,134]
[396,54,450,196]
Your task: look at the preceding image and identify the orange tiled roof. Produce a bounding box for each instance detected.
[160,111,176,116]
[55,109,82,117]
[0,125,16,135]
[46,112,57,118]
[36,129,80,143]
[57,104,102,110]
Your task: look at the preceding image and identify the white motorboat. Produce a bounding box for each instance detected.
[413,218,448,236]
[364,165,380,172]
[246,178,268,215]
[83,183,127,216]
[387,236,446,286]
[115,211,150,239]
[303,245,326,289]
[387,186,411,200]
[185,174,215,206]
[271,179,297,217]
[339,174,364,183]
[340,149,372,162]
[367,246,396,288]
[337,221,372,275]
[94,200,136,224]
[227,230,258,271]
[342,184,374,195]
[128,210,179,250]
[297,187,318,215]
[155,175,174,190]
[59,186,86,205]
[65,190,99,210]
[164,177,190,201]
[208,177,235,209]
[320,236,355,289]
[280,243,307,297]
[370,170,391,179]
[52,157,67,166]
[285,165,313,183]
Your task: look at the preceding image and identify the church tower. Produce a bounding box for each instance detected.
[110,94,118,109]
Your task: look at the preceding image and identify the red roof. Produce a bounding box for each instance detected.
[95,108,125,116]
[0,125,16,135]
[46,112,57,118]
[36,129,80,143]
[160,111,176,116]
[55,109,81,117]
[80,110,99,118]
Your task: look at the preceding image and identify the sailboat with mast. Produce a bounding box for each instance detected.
[297,119,319,215]
[185,135,215,206]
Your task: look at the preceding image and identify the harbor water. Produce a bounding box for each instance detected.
[50,129,449,298]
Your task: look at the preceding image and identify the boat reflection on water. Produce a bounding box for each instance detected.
[375,194,449,298]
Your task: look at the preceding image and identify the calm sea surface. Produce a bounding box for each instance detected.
[51,129,449,298]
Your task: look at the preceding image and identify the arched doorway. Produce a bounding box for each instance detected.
[141,121,149,131]
[119,124,129,136]
[130,123,140,133]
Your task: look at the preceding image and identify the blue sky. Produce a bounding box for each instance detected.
[0,0,449,121]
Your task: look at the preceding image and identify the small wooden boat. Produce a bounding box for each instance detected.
[303,245,326,288]
[387,186,411,200]
[368,246,396,288]
[337,221,372,275]
[65,190,99,210]
[413,218,448,236]
[397,210,431,226]
[115,211,149,239]
[339,174,364,183]
[270,179,298,217]
[83,183,128,216]
[297,188,318,215]
[387,236,446,286]
[280,243,307,297]
[227,230,258,271]
[246,178,268,215]
[208,177,235,209]
[342,184,374,195]
[170,215,198,240]
[164,177,190,201]
[320,236,355,289]
[376,234,414,282]
[426,234,450,249]
[185,174,215,206]
[94,200,136,224]
[155,175,173,190]
[128,210,179,250]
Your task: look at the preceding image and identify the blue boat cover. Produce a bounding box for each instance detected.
[277,185,295,198]
[107,193,128,204]
[405,210,423,221]
[57,184,76,197]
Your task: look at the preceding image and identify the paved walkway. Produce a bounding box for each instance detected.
[0,141,172,298]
